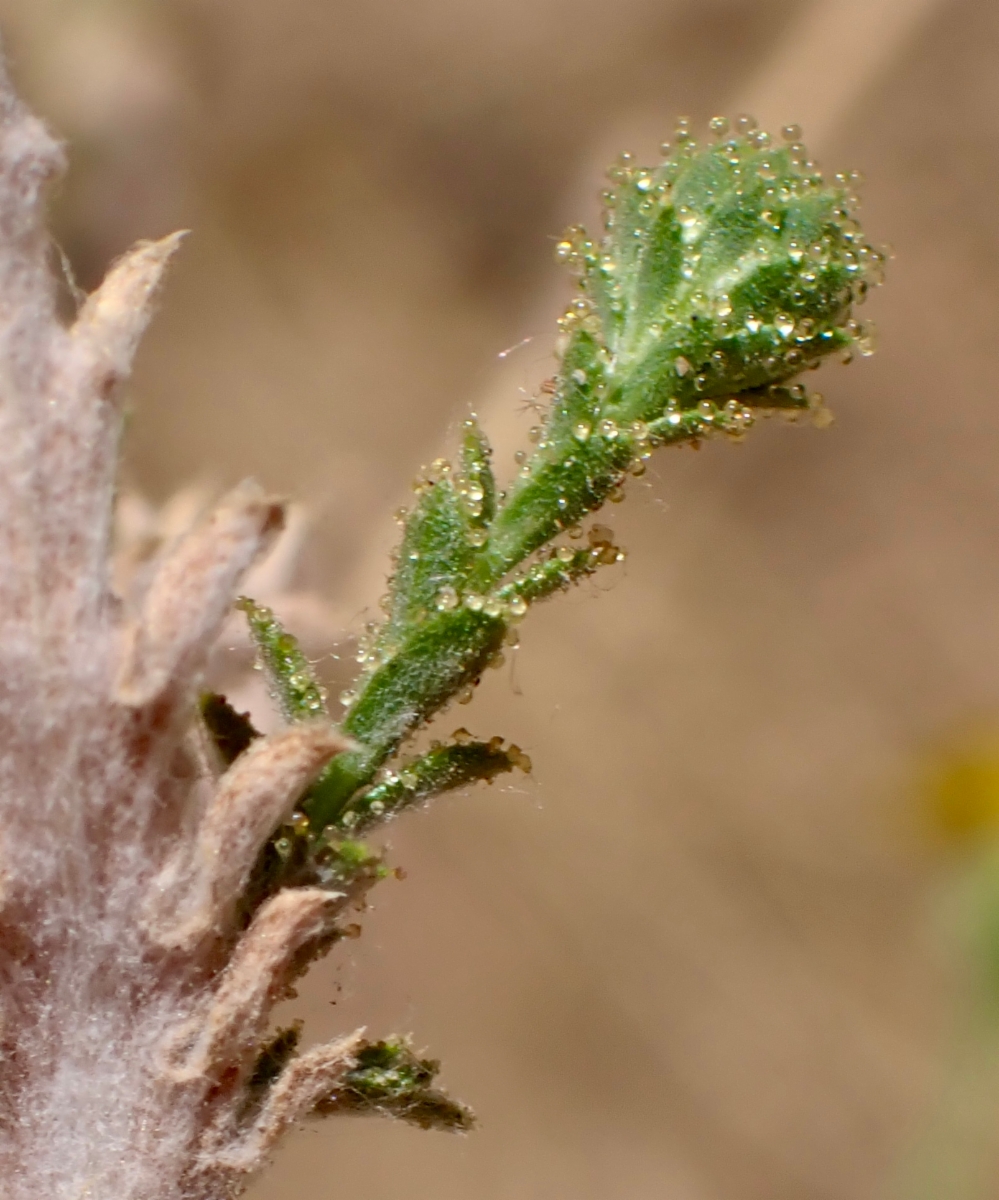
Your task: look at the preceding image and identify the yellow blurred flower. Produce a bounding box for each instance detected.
[924,725,999,843]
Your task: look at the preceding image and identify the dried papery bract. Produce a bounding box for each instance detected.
[0,48,885,1200]
[148,722,353,950]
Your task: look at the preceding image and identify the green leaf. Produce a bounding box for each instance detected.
[459,416,496,529]
[306,608,507,828]
[494,529,623,609]
[237,598,329,722]
[380,468,480,654]
[337,736,523,834]
[314,1038,474,1133]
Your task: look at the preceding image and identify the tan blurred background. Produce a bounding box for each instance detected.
[6,0,999,1196]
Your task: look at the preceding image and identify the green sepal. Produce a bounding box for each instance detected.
[314,1038,474,1133]
[338,739,519,834]
[237,598,329,722]
[199,692,261,767]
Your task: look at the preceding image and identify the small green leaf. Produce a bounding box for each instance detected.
[315,1038,474,1133]
[338,737,520,834]
[237,598,329,722]
[459,416,496,529]
[495,536,619,610]
[379,472,477,653]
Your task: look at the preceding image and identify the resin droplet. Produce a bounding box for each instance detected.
[435,586,459,612]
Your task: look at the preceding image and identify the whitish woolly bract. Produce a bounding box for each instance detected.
[0,58,377,1200]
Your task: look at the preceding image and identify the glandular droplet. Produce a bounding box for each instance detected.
[435,586,459,612]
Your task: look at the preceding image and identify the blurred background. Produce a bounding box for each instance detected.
[6,0,999,1196]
